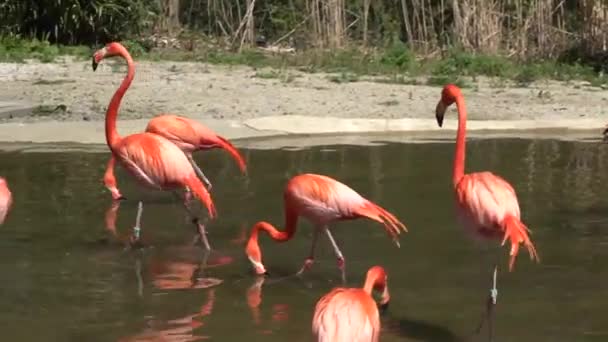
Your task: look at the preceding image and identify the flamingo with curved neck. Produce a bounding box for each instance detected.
[245,173,407,278]
[92,42,217,249]
[312,266,390,342]
[435,84,540,311]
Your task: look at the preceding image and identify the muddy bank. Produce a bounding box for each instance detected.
[1,57,607,125]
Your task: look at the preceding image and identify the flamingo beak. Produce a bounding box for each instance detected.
[92,57,98,71]
[435,101,446,127]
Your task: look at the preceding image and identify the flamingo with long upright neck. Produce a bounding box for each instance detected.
[245,173,407,279]
[435,84,540,313]
[92,42,217,249]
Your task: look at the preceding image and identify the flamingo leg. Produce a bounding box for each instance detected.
[474,260,498,341]
[128,201,144,249]
[172,191,211,251]
[296,228,319,275]
[324,228,346,282]
[187,154,212,191]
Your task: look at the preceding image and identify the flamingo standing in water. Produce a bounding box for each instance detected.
[104,114,247,200]
[0,177,12,225]
[312,266,389,342]
[92,42,216,249]
[435,84,540,307]
[245,173,407,278]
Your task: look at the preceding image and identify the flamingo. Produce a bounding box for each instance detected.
[245,173,407,278]
[312,265,389,342]
[435,84,540,309]
[92,42,217,250]
[0,177,12,225]
[104,114,247,200]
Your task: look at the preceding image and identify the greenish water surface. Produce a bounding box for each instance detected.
[0,138,607,341]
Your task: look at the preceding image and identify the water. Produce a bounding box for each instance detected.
[1,137,608,341]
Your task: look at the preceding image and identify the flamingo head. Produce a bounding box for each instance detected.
[367,266,390,311]
[92,42,126,71]
[245,231,267,276]
[435,84,462,127]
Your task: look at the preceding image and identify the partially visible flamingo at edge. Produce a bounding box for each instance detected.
[312,265,389,342]
[245,173,407,279]
[0,177,12,225]
[435,84,540,332]
[104,114,247,201]
[92,42,217,250]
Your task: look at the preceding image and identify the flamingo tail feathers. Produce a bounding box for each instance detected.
[214,136,247,174]
[501,214,539,271]
[184,175,217,219]
[355,201,407,247]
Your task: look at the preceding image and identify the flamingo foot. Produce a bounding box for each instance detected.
[296,258,314,275]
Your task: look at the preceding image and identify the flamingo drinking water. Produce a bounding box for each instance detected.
[435,84,540,308]
[92,42,217,249]
[245,173,407,278]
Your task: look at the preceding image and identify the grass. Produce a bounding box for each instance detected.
[1,36,607,89]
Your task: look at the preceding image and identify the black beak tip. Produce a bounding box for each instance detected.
[379,301,389,314]
[436,117,443,127]
[92,60,98,71]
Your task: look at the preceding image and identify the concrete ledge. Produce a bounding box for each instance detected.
[0,115,603,152]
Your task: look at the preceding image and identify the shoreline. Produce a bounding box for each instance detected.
[1,58,607,151]
[0,115,602,152]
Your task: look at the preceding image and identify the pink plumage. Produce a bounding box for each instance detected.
[104,114,247,200]
[0,177,12,225]
[312,266,389,342]
[245,173,407,275]
[436,84,539,271]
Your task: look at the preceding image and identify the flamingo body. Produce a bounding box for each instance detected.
[0,177,12,225]
[104,114,246,200]
[455,172,521,240]
[312,266,388,342]
[245,173,406,275]
[313,288,379,342]
[113,133,200,190]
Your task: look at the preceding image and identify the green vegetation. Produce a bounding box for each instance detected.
[1,36,607,88]
[1,0,607,88]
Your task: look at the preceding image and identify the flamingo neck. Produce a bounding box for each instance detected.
[250,217,297,243]
[453,97,467,187]
[105,50,135,149]
[364,273,384,296]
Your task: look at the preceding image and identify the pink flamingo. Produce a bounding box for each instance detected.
[92,42,216,249]
[0,177,12,225]
[312,266,389,342]
[245,173,407,278]
[435,84,540,307]
[104,114,247,200]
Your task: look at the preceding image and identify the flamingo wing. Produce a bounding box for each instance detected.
[312,288,380,342]
[145,114,200,152]
[455,171,521,237]
[288,174,367,223]
[114,133,196,190]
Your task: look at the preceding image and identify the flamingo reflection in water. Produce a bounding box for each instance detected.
[246,276,290,335]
